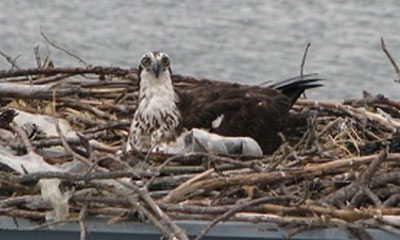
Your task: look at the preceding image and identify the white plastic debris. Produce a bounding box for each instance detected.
[160,128,263,157]
[13,109,77,138]
[0,147,81,221]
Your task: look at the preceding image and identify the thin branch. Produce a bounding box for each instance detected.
[33,45,42,69]
[300,42,311,77]
[40,30,88,66]
[78,205,87,240]
[55,120,91,167]
[380,37,400,83]
[0,50,21,70]
[11,123,34,153]
[12,170,156,183]
[0,66,132,79]
[194,196,293,240]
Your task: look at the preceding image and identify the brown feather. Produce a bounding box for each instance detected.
[175,77,321,154]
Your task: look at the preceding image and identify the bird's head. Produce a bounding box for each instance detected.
[138,51,172,81]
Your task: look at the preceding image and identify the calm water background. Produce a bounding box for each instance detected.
[1,0,400,100]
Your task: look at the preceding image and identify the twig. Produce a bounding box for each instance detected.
[40,30,88,66]
[236,212,360,229]
[117,182,189,240]
[12,170,156,183]
[285,225,318,240]
[347,227,373,240]
[34,45,42,68]
[383,194,400,207]
[0,66,132,79]
[162,168,215,203]
[296,99,400,132]
[55,120,91,166]
[11,123,34,153]
[380,37,400,83]
[322,149,387,206]
[164,153,400,203]
[0,50,21,70]
[194,196,293,240]
[78,205,87,240]
[145,154,184,189]
[300,42,311,77]
[31,219,73,229]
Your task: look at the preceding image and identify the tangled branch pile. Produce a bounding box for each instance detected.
[1,59,400,239]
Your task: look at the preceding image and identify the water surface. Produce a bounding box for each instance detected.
[1,0,400,100]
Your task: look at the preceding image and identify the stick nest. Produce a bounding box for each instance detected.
[1,64,400,240]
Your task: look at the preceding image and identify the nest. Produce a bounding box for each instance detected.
[1,63,400,239]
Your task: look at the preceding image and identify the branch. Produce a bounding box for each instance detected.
[40,30,88,66]
[12,170,157,183]
[381,37,400,83]
[0,50,21,70]
[194,196,293,240]
[300,42,311,77]
[78,205,88,240]
[0,66,132,79]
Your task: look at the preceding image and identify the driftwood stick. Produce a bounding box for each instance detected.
[11,123,35,153]
[355,149,387,208]
[56,120,91,167]
[78,205,88,240]
[361,149,387,183]
[0,207,46,220]
[112,178,189,240]
[41,30,88,66]
[194,196,293,240]
[381,37,400,82]
[33,45,42,68]
[300,42,311,77]
[383,194,400,207]
[0,50,21,69]
[234,212,360,228]
[0,83,95,99]
[0,66,132,79]
[343,92,400,110]
[12,170,156,183]
[347,227,374,240]
[163,153,400,202]
[134,186,189,240]
[9,131,106,151]
[162,168,215,203]
[296,99,400,132]
[0,179,33,194]
[0,195,44,208]
[33,73,75,84]
[321,149,387,205]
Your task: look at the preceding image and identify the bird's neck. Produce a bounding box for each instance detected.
[137,74,180,118]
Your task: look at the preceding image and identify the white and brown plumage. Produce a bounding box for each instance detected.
[129,51,322,154]
[129,52,180,151]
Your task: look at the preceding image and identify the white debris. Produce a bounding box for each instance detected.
[13,109,77,138]
[0,147,78,220]
[159,128,263,157]
[211,114,224,129]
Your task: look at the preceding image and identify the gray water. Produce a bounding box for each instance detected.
[1,0,400,100]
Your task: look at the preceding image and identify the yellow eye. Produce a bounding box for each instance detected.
[161,56,170,67]
[141,56,151,67]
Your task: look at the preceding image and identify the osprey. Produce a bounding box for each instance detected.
[128,51,322,154]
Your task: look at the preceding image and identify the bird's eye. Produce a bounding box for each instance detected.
[161,56,170,67]
[141,57,151,67]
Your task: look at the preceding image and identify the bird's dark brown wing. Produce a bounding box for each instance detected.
[176,80,292,154]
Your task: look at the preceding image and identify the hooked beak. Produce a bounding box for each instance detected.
[150,62,162,78]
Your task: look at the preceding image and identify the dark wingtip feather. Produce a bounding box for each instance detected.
[264,73,324,105]
[264,73,324,90]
